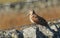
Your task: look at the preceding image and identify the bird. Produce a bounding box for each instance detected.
[28,10,48,26]
[28,10,56,33]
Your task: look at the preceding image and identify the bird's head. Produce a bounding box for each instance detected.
[28,10,35,15]
[26,10,36,16]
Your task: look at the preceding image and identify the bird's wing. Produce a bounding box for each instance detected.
[31,14,40,23]
[32,14,48,25]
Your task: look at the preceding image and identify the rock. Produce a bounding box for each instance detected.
[23,27,36,38]
[11,33,18,38]
[50,25,58,31]
[0,23,59,38]
[0,30,6,38]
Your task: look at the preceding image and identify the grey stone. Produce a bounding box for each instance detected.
[23,27,36,38]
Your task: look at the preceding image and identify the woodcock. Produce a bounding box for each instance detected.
[29,10,48,26]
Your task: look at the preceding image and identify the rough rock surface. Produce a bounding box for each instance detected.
[0,23,60,38]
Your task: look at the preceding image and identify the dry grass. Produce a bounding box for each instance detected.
[0,6,60,30]
[38,6,60,21]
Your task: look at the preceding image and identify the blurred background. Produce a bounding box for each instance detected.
[0,0,60,30]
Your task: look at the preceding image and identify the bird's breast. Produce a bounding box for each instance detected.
[29,15,35,23]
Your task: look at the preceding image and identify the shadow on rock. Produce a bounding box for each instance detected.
[52,24,60,38]
[16,30,24,38]
[36,28,48,38]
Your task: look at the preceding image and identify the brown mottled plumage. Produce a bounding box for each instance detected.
[29,10,48,26]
